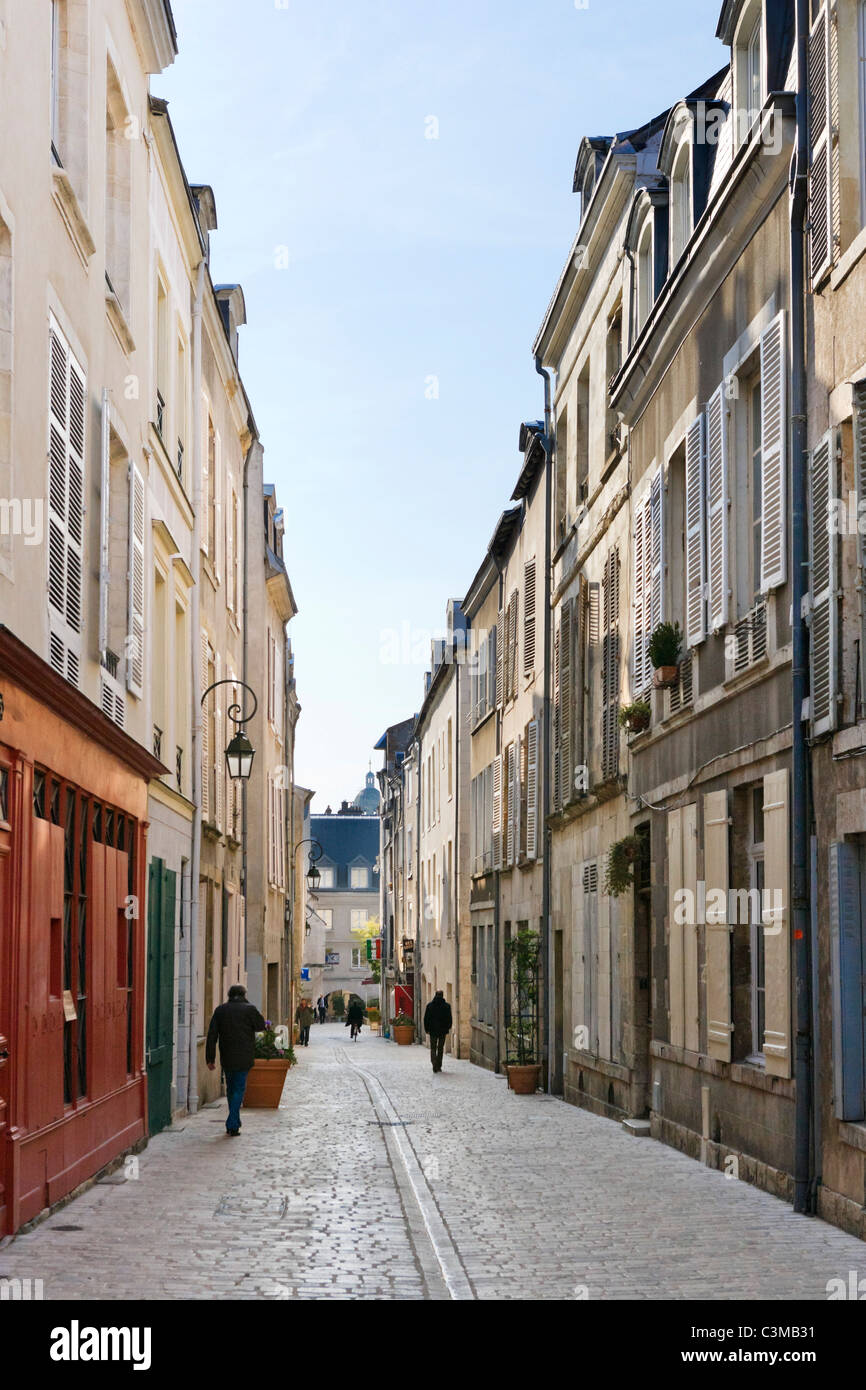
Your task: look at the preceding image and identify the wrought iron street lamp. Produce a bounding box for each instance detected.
[201,678,258,781]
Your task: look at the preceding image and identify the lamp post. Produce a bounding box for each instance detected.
[201,678,258,783]
[292,836,323,994]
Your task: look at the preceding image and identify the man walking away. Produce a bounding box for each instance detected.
[318,997,327,1024]
[424,990,453,1073]
[296,999,315,1046]
[206,984,267,1135]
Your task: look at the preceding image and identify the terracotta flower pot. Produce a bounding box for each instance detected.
[242,1058,291,1109]
[392,1024,415,1046]
[507,1064,541,1094]
[653,664,679,688]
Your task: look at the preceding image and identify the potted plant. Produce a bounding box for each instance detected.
[392,1012,415,1045]
[331,991,345,1020]
[366,1005,381,1034]
[648,621,682,687]
[604,835,646,898]
[242,1021,296,1109]
[618,699,651,735]
[504,927,542,1093]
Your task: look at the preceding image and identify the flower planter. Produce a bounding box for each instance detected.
[624,713,650,735]
[507,1064,541,1095]
[392,1024,415,1046]
[242,1058,291,1109]
[653,664,679,688]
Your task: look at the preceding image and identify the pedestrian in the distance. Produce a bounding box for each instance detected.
[296,999,315,1047]
[205,984,267,1136]
[346,997,365,1040]
[423,990,453,1074]
[318,997,327,1024]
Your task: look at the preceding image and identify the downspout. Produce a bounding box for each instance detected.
[791,0,814,1215]
[492,556,504,1074]
[454,656,460,1055]
[415,737,421,1037]
[535,354,553,1093]
[187,258,206,1114]
[241,432,257,980]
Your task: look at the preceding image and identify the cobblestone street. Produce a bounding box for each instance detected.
[2,1023,864,1301]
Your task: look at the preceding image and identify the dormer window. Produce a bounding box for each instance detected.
[734,0,765,139]
[636,217,653,334]
[670,135,693,266]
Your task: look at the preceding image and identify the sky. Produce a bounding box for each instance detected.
[157,0,726,812]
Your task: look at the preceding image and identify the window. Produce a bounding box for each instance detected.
[155,278,168,437]
[636,219,653,336]
[318,908,333,931]
[317,865,335,889]
[175,339,187,482]
[350,908,367,933]
[632,469,663,694]
[351,947,362,969]
[350,865,369,889]
[51,2,61,159]
[576,361,590,502]
[735,0,764,141]
[447,717,453,796]
[555,407,568,541]
[670,137,692,266]
[605,306,622,459]
[50,0,89,207]
[747,788,766,1064]
[105,59,131,313]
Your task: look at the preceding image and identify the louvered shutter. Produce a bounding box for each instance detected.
[760,311,787,591]
[667,803,698,1051]
[560,599,572,802]
[705,385,729,631]
[487,624,496,712]
[762,768,790,1077]
[855,383,866,706]
[682,801,699,1052]
[633,493,646,691]
[829,841,866,1121]
[526,720,539,859]
[127,463,145,697]
[214,432,222,583]
[552,616,561,811]
[504,743,515,866]
[267,773,274,883]
[808,5,833,283]
[685,412,706,648]
[226,484,235,612]
[510,587,519,699]
[703,789,732,1061]
[214,652,224,831]
[201,409,210,557]
[514,734,523,862]
[200,630,211,822]
[808,430,838,735]
[602,549,620,782]
[47,320,85,685]
[523,559,536,675]
[492,753,503,869]
[649,467,664,638]
[495,608,504,706]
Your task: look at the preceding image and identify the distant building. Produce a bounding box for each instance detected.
[311,794,381,1005]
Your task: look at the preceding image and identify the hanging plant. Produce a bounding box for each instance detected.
[618,699,651,734]
[604,835,646,897]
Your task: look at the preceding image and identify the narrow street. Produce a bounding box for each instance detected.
[2,1025,863,1302]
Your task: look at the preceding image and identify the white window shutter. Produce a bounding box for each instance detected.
[703,789,732,1061]
[808,5,833,283]
[760,311,787,592]
[214,431,222,583]
[511,587,519,698]
[552,617,561,811]
[808,429,838,735]
[526,719,539,859]
[201,407,210,557]
[492,753,502,869]
[705,385,729,631]
[523,559,536,675]
[487,624,497,711]
[763,768,790,1077]
[495,608,503,707]
[633,491,646,690]
[226,483,235,612]
[214,651,224,831]
[200,630,211,822]
[649,467,664,638]
[685,412,706,648]
[47,320,85,686]
[127,462,145,697]
[504,743,514,866]
[267,773,274,883]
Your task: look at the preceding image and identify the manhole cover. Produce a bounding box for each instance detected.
[214,1194,289,1219]
[51,1225,84,1232]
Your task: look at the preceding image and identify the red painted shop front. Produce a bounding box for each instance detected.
[0,629,163,1237]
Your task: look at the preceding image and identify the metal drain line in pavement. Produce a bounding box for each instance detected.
[334,1048,475,1301]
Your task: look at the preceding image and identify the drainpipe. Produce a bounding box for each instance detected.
[241,432,257,985]
[535,354,553,1093]
[791,0,814,1215]
[454,656,461,1055]
[415,737,421,1037]
[187,258,206,1114]
[492,556,505,1074]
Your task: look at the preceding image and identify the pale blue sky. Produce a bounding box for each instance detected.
[158,0,725,811]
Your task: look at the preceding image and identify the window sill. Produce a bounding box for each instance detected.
[837,1119,866,1153]
[52,165,96,267]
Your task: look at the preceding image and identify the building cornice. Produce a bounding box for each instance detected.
[126,0,177,74]
[0,627,167,781]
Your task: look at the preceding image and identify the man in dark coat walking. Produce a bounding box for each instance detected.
[423,990,452,1073]
[206,984,267,1135]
